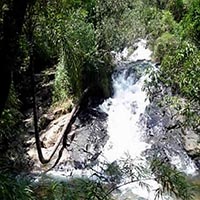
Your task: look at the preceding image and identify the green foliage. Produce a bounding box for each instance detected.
[40,2,114,102]
[161,41,200,101]
[145,0,200,135]
[61,10,96,97]
[95,0,134,50]
[0,173,34,200]
[28,156,195,200]
[32,0,183,105]
[103,161,123,183]
[31,176,112,200]
[180,0,200,46]
[0,157,197,200]
[151,159,196,200]
[153,32,179,62]
[53,55,69,103]
[161,95,200,130]
[1,1,199,199]
[148,40,200,129]
[0,86,29,171]
[95,0,175,51]
[35,1,106,99]
[1,173,109,200]
[144,0,184,16]
[1,174,111,200]
[95,0,179,52]
[147,10,177,45]
[166,0,184,22]
[0,86,22,158]
[0,86,21,139]
[141,0,166,9]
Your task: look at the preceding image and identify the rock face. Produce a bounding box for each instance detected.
[27,104,108,172]
[183,129,200,157]
[65,107,108,170]
[142,93,199,173]
[26,113,71,170]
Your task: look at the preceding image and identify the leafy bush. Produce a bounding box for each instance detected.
[49,5,113,102]
[33,3,97,100]
[147,10,177,45]
[153,32,179,62]
[0,86,29,171]
[180,0,200,46]
[149,39,200,130]
[151,159,196,200]
[160,41,200,101]
[53,55,70,103]
[0,86,21,140]
[0,173,34,200]
[0,158,196,200]
[31,176,112,200]
[165,0,184,22]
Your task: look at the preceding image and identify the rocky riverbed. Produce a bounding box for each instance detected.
[24,40,200,200]
[26,104,108,173]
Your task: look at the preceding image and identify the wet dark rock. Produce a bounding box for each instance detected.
[154,62,161,68]
[194,158,200,169]
[113,61,150,85]
[143,94,199,171]
[74,160,85,169]
[183,129,200,158]
[52,106,108,171]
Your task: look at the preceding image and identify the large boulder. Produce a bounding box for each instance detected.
[183,129,200,158]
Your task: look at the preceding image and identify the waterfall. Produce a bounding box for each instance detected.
[98,40,161,199]
[100,39,151,162]
[99,69,158,199]
[99,69,150,162]
[98,39,197,199]
[47,39,197,200]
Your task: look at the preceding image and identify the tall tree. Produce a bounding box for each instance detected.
[0,0,34,116]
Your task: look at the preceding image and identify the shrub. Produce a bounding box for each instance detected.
[160,41,200,101]
[52,55,69,103]
[0,173,34,200]
[180,0,200,46]
[166,0,184,22]
[153,32,179,62]
[31,177,111,200]
[147,10,177,45]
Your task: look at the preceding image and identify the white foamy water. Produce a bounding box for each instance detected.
[47,39,197,199]
[99,74,161,199]
[100,73,150,162]
[99,39,197,199]
[113,39,152,62]
[168,153,197,175]
[128,39,152,61]
[99,40,166,199]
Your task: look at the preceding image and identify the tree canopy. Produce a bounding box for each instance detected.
[0,0,200,199]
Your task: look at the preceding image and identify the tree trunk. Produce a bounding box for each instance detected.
[0,1,31,116]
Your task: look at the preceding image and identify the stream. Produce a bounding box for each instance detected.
[38,39,199,199]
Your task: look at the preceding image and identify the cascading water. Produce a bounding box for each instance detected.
[99,68,159,199]
[100,39,152,163]
[98,40,163,199]
[98,39,197,199]
[100,70,150,162]
[47,39,198,199]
